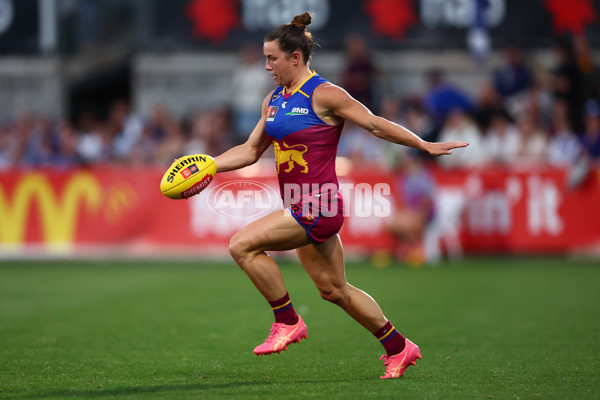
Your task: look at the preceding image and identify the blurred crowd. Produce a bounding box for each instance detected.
[0,35,599,172]
[339,35,600,171]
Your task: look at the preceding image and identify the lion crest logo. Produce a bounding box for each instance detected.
[273,141,309,174]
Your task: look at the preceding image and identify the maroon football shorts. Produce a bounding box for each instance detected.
[289,191,344,244]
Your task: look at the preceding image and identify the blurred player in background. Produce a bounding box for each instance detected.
[214,12,468,379]
[386,150,436,266]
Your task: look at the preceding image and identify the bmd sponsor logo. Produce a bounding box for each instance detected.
[285,107,309,116]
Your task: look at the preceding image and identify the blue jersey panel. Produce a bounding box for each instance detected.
[265,72,329,141]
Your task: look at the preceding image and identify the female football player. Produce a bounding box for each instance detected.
[214,12,468,379]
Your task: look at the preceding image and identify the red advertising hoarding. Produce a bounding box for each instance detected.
[1,165,599,258]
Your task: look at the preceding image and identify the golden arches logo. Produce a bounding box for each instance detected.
[0,171,102,251]
[104,182,138,224]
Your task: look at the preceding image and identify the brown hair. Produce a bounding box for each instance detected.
[264,12,314,64]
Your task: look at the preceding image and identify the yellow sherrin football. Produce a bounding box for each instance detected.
[160,154,217,199]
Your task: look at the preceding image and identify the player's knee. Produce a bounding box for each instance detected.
[228,232,251,265]
[318,286,349,307]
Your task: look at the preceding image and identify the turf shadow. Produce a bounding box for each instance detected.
[4,382,261,399]
[5,378,364,399]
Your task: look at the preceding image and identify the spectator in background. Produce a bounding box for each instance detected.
[376,96,423,167]
[516,79,554,129]
[76,111,112,164]
[483,110,520,165]
[128,125,159,167]
[230,42,275,143]
[54,121,82,168]
[154,128,185,167]
[185,108,232,158]
[547,99,582,166]
[146,103,177,144]
[1,114,82,169]
[493,46,533,100]
[11,112,36,167]
[581,99,600,161]
[130,104,175,165]
[437,108,483,168]
[381,96,435,164]
[473,82,506,132]
[338,92,393,168]
[341,33,379,113]
[208,108,235,155]
[35,117,62,167]
[109,99,144,161]
[0,123,16,169]
[574,35,600,105]
[401,96,435,145]
[550,38,584,133]
[337,122,387,167]
[424,68,474,137]
[89,124,115,164]
[129,103,183,166]
[513,109,549,165]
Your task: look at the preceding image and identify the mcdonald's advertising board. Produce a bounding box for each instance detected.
[1,165,599,258]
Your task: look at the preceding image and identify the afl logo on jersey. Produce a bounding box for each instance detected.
[266,106,279,122]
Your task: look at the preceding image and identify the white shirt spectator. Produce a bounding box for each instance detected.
[513,114,549,165]
[437,109,484,168]
[484,125,521,164]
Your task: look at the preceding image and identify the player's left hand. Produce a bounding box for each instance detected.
[424,141,469,156]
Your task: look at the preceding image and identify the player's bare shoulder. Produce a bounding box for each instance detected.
[313,82,350,103]
[312,83,349,125]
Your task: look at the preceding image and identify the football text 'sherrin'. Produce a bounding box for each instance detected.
[167,155,208,183]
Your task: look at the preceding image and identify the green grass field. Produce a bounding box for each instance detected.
[0,257,598,400]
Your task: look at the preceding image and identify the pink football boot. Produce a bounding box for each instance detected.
[254,316,308,355]
[379,339,422,379]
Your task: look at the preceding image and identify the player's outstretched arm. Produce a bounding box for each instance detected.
[421,140,470,156]
[315,84,469,156]
[215,92,274,173]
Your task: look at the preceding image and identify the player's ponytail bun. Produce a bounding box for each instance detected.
[265,12,314,64]
[291,12,311,31]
